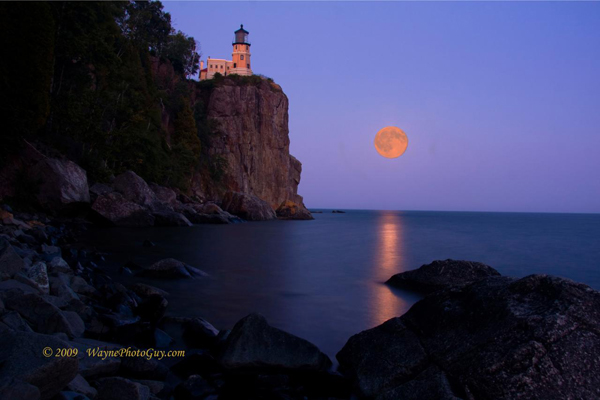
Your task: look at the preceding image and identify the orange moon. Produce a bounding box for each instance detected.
[374,126,408,158]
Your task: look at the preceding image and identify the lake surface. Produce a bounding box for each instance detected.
[84,210,600,359]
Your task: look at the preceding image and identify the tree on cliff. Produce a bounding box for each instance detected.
[0,0,202,189]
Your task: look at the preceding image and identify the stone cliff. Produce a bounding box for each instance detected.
[190,78,306,211]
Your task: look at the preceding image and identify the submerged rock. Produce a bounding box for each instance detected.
[220,192,276,221]
[220,313,332,372]
[138,258,206,280]
[386,259,501,293]
[276,200,314,220]
[338,274,600,399]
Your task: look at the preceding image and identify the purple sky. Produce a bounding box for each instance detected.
[164,2,600,213]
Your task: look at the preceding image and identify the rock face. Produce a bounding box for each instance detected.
[220,313,332,372]
[386,259,501,293]
[30,157,90,212]
[191,78,307,210]
[276,200,314,220]
[220,191,276,221]
[337,274,600,399]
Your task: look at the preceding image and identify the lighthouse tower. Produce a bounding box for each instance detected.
[231,24,252,76]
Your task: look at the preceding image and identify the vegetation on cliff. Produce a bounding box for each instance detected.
[0,1,202,189]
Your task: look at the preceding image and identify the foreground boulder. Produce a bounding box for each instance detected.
[276,200,314,220]
[91,192,155,227]
[138,258,206,279]
[338,274,600,399]
[220,313,331,371]
[0,237,26,279]
[0,331,79,400]
[30,157,90,212]
[2,290,79,337]
[112,171,159,209]
[220,192,276,221]
[386,259,501,293]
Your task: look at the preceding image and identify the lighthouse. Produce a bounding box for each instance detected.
[231,25,252,76]
[199,25,253,80]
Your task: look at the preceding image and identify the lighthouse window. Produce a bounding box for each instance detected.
[233,63,237,68]
[241,55,244,60]
[247,63,250,69]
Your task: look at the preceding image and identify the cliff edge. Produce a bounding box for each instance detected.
[191,77,306,211]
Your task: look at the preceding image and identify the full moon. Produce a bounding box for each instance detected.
[374,126,408,158]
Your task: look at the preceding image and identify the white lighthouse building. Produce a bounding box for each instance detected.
[199,25,252,80]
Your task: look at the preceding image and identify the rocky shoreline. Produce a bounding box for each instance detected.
[1,200,599,399]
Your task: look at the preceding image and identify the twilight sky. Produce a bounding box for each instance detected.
[164,1,600,213]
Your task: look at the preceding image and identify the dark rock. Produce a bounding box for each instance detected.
[181,317,219,349]
[332,210,346,213]
[338,274,600,399]
[135,293,168,323]
[149,183,177,208]
[0,378,40,400]
[220,192,276,221]
[14,273,46,293]
[131,379,167,397]
[0,331,79,400]
[171,351,221,379]
[89,183,113,197]
[0,279,41,294]
[336,318,428,398]
[173,375,216,399]
[27,261,49,294]
[129,283,169,298]
[30,158,90,212]
[40,244,62,262]
[91,192,155,227]
[219,313,332,372]
[142,240,156,248]
[119,356,169,380]
[17,232,38,245]
[69,276,96,296]
[386,259,501,293]
[139,258,207,280]
[152,211,192,227]
[69,338,122,379]
[48,257,72,274]
[0,311,34,332]
[55,390,91,400]
[112,171,159,209]
[276,200,314,220]
[0,237,26,279]
[94,377,150,400]
[2,290,77,337]
[66,374,97,399]
[377,365,461,400]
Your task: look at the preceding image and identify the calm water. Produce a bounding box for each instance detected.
[84,210,600,359]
